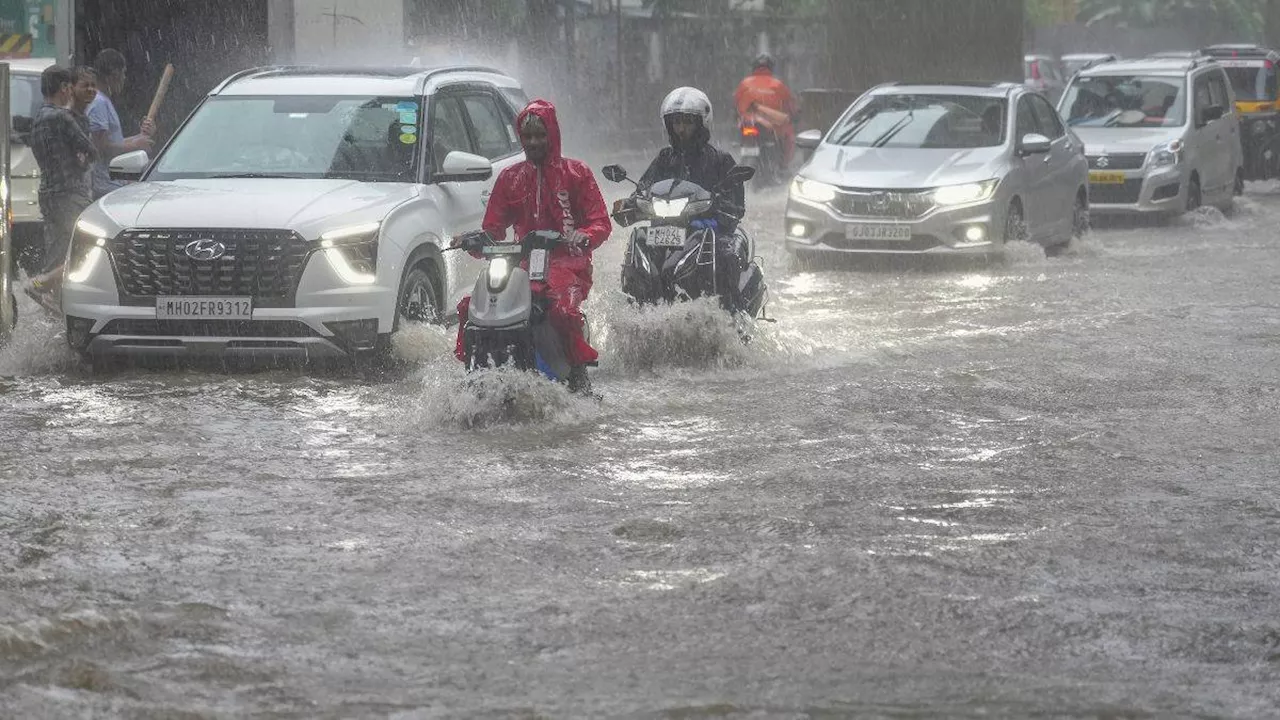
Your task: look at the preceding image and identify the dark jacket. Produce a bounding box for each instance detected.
[637,120,745,228]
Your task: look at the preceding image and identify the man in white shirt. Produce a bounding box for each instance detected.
[86,49,155,199]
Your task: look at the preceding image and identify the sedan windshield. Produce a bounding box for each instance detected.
[1062,75,1187,128]
[151,95,423,181]
[827,94,1007,149]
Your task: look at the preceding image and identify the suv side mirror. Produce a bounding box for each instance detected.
[796,129,823,150]
[1199,104,1226,126]
[602,164,628,183]
[1018,133,1052,155]
[109,150,150,181]
[437,151,493,183]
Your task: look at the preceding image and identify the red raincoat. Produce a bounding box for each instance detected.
[455,99,612,366]
[734,67,798,166]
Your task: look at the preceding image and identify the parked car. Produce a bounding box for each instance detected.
[61,64,530,365]
[1062,53,1120,76]
[1059,56,1244,215]
[784,82,1089,259]
[1025,54,1068,103]
[7,57,55,276]
[1199,43,1280,181]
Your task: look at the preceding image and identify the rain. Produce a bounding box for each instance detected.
[3,0,1280,716]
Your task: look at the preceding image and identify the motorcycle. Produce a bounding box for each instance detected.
[451,229,586,384]
[738,102,790,188]
[601,164,769,327]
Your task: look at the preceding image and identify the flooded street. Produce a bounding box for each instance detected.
[3,182,1280,717]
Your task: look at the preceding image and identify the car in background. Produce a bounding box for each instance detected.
[1059,56,1244,215]
[1025,54,1068,103]
[1062,53,1120,76]
[61,64,530,365]
[1199,43,1280,181]
[7,57,55,277]
[785,82,1089,259]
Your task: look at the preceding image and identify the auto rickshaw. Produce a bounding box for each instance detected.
[1202,44,1280,180]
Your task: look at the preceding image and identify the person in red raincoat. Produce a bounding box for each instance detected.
[453,99,611,392]
[734,53,798,168]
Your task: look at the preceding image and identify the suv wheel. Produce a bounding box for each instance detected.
[397,265,442,327]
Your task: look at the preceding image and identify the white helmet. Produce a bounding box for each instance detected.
[660,86,713,129]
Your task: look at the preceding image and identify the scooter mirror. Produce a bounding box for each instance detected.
[602,165,628,183]
[724,165,756,185]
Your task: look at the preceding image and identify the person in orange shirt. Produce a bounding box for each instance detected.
[734,53,798,167]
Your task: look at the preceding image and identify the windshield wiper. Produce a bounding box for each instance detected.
[871,108,915,148]
[206,172,309,179]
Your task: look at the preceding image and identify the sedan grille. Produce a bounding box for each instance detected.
[1088,153,1146,170]
[109,229,311,306]
[832,189,935,219]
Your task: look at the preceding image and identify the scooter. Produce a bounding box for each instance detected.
[452,229,587,385]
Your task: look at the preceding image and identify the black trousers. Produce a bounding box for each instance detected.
[37,190,92,275]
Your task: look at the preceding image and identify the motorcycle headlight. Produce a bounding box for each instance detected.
[319,222,379,285]
[1151,139,1183,168]
[66,220,112,283]
[790,177,838,204]
[652,197,690,218]
[933,179,999,206]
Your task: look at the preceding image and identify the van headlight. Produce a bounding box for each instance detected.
[66,220,112,283]
[1151,140,1183,168]
[933,179,999,206]
[790,177,838,204]
[318,222,379,285]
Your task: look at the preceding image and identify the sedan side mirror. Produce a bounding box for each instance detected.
[437,151,493,183]
[1199,104,1226,126]
[1018,133,1052,155]
[796,129,823,150]
[602,164,628,183]
[109,150,150,181]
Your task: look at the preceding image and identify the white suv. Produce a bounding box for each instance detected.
[62,65,529,363]
[1059,56,1244,215]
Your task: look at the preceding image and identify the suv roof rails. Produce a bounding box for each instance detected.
[211,64,508,94]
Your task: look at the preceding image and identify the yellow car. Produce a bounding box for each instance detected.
[1202,44,1280,180]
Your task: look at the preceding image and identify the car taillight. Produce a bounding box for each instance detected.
[1030,60,1041,80]
[741,125,760,137]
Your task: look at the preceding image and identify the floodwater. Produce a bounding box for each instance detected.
[2,182,1279,718]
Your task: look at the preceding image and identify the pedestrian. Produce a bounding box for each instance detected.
[87,49,154,199]
[25,65,98,305]
[70,65,97,135]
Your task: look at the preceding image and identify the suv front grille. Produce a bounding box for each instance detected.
[832,189,935,219]
[109,229,311,307]
[1088,153,1146,170]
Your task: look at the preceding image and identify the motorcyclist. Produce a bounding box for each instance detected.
[620,87,750,305]
[734,53,798,168]
[453,99,611,394]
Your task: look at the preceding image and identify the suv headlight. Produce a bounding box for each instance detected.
[65,220,112,283]
[318,222,379,285]
[790,177,838,204]
[1150,140,1183,168]
[933,179,999,206]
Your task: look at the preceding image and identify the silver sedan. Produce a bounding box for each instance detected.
[784,82,1090,258]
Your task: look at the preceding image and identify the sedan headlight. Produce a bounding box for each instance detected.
[318,222,379,285]
[65,219,112,283]
[1150,139,1183,168]
[933,179,999,206]
[652,197,690,218]
[790,177,838,204]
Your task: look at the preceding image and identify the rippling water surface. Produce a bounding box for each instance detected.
[3,185,1280,717]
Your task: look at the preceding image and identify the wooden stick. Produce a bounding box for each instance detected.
[146,64,175,123]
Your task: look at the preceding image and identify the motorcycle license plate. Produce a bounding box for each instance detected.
[649,226,686,247]
[740,146,761,158]
[529,248,549,281]
[845,224,911,241]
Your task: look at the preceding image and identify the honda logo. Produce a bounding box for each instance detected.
[184,238,226,261]
[871,192,891,210]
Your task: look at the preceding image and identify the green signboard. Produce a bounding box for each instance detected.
[0,0,56,58]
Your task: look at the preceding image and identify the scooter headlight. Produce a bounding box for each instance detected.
[652,197,690,218]
[488,257,511,285]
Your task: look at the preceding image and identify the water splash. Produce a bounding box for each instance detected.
[598,295,756,371]
[404,360,594,428]
[1000,240,1048,266]
[0,291,78,377]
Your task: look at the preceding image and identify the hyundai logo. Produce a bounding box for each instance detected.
[184,238,226,261]
[1096,155,1110,169]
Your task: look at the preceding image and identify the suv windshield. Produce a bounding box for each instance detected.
[828,94,1007,149]
[1223,64,1278,101]
[151,95,423,181]
[1062,75,1187,127]
[9,73,41,144]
